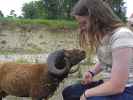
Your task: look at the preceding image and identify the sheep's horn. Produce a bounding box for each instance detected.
[47,49,70,76]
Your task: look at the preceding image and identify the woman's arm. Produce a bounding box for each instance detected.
[81,48,131,99]
[90,62,103,76]
[82,62,102,84]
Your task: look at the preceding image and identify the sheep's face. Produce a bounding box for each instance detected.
[47,49,86,76]
[64,49,86,67]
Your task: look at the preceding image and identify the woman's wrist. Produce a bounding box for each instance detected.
[88,70,95,77]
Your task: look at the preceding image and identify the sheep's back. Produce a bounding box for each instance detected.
[0,62,48,96]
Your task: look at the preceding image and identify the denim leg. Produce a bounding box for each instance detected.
[87,94,131,100]
[87,96,108,100]
[87,86,133,100]
[107,86,133,100]
[62,83,86,100]
[62,80,103,100]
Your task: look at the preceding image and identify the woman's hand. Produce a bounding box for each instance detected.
[81,71,93,85]
[80,93,87,100]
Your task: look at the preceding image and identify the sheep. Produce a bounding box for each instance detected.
[0,49,86,100]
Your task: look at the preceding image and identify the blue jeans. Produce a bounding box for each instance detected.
[62,80,133,100]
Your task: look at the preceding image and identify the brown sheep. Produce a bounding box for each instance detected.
[0,49,86,100]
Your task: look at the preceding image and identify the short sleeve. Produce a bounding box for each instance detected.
[110,28,133,50]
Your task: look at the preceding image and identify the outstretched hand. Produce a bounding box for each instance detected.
[81,71,93,85]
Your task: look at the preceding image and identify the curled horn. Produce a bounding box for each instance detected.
[47,49,70,76]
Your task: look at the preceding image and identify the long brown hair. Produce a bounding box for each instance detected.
[71,0,125,51]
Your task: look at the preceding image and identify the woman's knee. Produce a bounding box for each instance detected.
[62,84,80,97]
[87,96,108,100]
[62,83,85,99]
[62,86,71,98]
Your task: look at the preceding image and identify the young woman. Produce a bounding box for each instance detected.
[62,0,133,100]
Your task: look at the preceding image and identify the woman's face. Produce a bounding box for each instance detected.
[75,15,89,33]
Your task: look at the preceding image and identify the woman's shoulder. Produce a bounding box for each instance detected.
[110,27,133,49]
[111,27,133,39]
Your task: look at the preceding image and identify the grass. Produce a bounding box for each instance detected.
[17,19,77,28]
[0,51,16,55]
[15,58,30,64]
[0,17,78,30]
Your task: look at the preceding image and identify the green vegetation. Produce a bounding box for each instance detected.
[0,0,127,21]
[111,0,127,21]
[0,17,78,30]
[0,51,16,55]
[15,19,78,29]
[0,0,127,29]
[15,58,30,64]
[22,1,46,19]
[21,0,126,21]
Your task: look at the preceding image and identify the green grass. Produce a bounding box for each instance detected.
[15,19,78,29]
[0,17,78,30]
[15,58,30,64]
[0,51,16,55]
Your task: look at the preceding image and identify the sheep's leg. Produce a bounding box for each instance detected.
[32,97,36,100]
[31,97,38,100]
[43,98,48,100]
[0,97,2,100]
[32,97,43,100]
[0,91,7,100]
[30,86,49,100]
